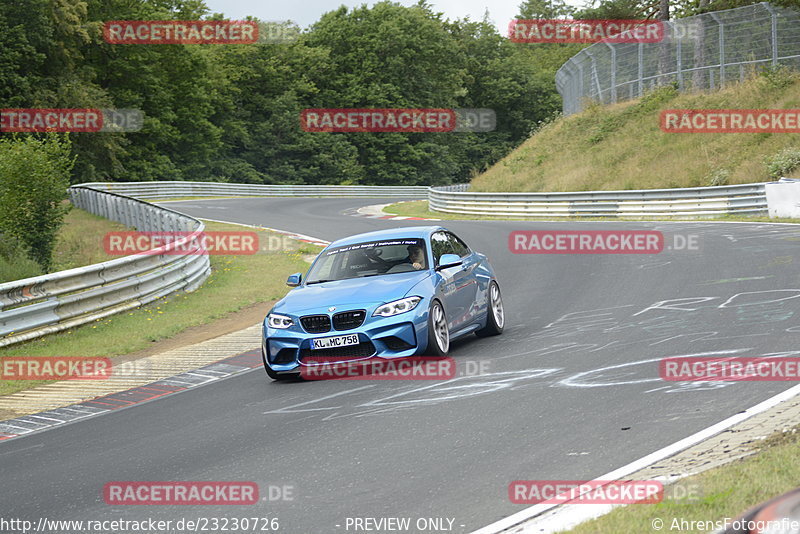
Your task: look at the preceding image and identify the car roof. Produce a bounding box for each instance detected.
[327,226,446,248]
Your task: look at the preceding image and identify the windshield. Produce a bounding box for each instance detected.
[306,238,428,283]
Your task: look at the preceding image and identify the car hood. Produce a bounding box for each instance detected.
[274,271,431,315]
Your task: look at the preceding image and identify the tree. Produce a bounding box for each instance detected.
[517,0,575,19]
[0,136,74,270]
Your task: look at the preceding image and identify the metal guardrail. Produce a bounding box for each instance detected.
[556,3,800,115]
[0,186,211,348]
[0,181,426,347]
[0,179,770,347]
[78,181,430,200]
[428,182,768,218]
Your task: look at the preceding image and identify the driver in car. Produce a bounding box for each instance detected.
[406,244,425,270]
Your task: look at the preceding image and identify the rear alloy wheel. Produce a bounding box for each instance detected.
[476,281,504,337]
[426,300,450,356]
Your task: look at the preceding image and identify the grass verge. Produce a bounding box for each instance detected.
[0,220,320,397]
[0,207,131,283]
[565,425,800,533]
[470,68,800,193]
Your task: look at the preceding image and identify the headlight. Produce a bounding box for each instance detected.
[267,313,294,329]
[373,296,422,317]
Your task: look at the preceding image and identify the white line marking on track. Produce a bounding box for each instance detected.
[471,378,800,534]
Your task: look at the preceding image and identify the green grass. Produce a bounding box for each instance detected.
[50,207,133,272]
[471,68,800,193]
[0,220,320,397]
[0,207,130,283]
[566,426,800,533]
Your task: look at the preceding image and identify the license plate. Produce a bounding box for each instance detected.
[310,333,359,350]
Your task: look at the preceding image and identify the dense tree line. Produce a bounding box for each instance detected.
[3,0,796,188]
[0,0,562,186]
[2,0,791,188]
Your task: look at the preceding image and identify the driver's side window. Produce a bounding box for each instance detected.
[431,231,456,266]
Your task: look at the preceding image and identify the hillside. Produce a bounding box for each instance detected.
[470,68,800,192]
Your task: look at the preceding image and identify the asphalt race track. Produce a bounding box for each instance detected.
[3,196,800,533]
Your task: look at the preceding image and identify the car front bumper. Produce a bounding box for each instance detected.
[262,309,430,374]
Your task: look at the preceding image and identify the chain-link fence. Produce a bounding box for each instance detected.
[555,2,800,115]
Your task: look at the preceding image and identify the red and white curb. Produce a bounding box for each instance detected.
[0,351,263,443]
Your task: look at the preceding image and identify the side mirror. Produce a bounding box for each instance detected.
[436,254,463,271]
[286,273,302,287]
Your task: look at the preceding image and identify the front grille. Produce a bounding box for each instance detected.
[300,341,376,361]
[333,310,366,330]
[271,348,297,364]
[300,315,331,333]
[382,336,414,351]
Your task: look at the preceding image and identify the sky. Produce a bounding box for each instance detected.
[202,0,589,35]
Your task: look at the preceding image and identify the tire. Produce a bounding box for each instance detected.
[425,299,450,356]
[476,281,504,337]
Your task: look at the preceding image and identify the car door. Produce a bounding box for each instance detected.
[446,231,481,327]
[431,231,474,331]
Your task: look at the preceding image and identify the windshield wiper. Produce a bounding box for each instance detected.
[306,279,336,284]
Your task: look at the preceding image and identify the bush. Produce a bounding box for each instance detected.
[765,148,800,180]
[757,65,798,90]
[707,168,731,186]
[0,234,43,283]
[0,136,74,271]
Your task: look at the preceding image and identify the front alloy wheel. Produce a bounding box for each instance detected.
[426,300,450,356]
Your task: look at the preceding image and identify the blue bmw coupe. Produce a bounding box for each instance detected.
[261,226,504,380]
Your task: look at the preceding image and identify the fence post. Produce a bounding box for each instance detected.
[711,13,725,86]
[586,49,602,101]
[672,22,684,90]
[607,43,617,103]
[638,43,644,97]
[764,2,779,66]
